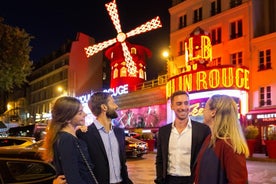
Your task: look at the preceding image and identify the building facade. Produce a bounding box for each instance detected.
[28,32,103,122]
[169,0,276,153]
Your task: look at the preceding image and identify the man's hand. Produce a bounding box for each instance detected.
[53,175,67,184]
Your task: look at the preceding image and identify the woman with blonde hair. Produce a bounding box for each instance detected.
[41,96,97,184]
[194,94,249,184]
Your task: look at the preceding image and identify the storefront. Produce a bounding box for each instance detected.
[246,108,276,153]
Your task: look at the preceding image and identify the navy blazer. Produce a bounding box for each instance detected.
[76,123,133,184]
[155,120,210,184]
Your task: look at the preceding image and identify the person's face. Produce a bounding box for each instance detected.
[70,105,87,127]
[106,96,119,119]
[171,94,190,121]
[203,99,216,127]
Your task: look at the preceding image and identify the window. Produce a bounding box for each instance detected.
[178,41,185,56]
[131,47,137,54]
[231,52,242,65]
[193,7,202,23]
[230,19,242,39]
[259,49,272,71]
[120,67,127,77]
[260,86,272,106]
[139,69,144,79]
[208,57,221,67]
[179,14,187,29]
[211,27,222,45]
[211,0,221,16]
[230,0,242,8]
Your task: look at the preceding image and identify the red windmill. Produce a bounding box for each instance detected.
[84,0,162,76]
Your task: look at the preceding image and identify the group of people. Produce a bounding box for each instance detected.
[41,90,249,184]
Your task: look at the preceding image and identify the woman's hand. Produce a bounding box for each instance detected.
[53,175,67,184]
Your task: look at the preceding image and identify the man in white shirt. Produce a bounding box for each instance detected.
[155,90,210,184]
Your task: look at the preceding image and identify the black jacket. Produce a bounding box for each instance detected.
[77,123,133,184]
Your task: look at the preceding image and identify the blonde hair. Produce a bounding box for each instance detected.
[41,96,81,162]
[208,94,249,157]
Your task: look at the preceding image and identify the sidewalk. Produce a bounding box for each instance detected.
[247,153,276,162]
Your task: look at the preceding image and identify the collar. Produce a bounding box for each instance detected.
[172,118,192,129]
[94,119,113,131]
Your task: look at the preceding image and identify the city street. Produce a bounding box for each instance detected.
[126,152,276,184]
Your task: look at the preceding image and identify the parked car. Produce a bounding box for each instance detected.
[125,137,148,158]
[0,147,56,184]
[0,136,36,149]
[125,132,141,139]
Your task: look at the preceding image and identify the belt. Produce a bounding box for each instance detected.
[165,175,191,183]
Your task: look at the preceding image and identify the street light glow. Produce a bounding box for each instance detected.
[162,50,169,59]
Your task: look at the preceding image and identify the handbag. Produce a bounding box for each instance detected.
[75,141,99,184]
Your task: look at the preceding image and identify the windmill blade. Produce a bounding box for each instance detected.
[105,0,122,34]
[126,16,162,38]
[84,38,117,57]
[121,42,137,75]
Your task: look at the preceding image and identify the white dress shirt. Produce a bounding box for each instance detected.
[167,119,192,176]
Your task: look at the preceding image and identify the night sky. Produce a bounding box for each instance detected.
[1,0,170,80]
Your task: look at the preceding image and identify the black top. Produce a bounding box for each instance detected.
[53,131,96,184]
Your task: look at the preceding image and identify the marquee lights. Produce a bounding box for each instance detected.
[166,66,250,96]
[103,84,129,96]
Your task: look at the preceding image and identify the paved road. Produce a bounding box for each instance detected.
[126,153,276,184]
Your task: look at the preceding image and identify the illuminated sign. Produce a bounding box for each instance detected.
[76,84,129,104]
[185,35,212,62]
[166,66,249,98]
[257,113,276,122]
[103,84,129,96]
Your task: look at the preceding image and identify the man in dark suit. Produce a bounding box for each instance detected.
[77,91,133,184]
[155,90,210,184]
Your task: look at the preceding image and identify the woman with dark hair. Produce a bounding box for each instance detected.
[42,96,97,184]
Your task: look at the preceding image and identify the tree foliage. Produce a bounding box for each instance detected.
[0,17,33,92]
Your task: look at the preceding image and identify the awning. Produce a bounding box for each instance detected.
[246,108,276,115]
[246,108,276,125]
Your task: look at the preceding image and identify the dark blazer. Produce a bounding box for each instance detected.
[155,120,210,184]
[76,123,133,184]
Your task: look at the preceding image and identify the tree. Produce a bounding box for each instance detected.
[0,17,33,113]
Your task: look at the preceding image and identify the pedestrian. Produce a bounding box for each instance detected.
[193,94,249,184]
[155,90,211,184]
[76,91,133,184]
[41,96,98,184]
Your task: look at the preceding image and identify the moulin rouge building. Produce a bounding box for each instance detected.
[75,0,276,155]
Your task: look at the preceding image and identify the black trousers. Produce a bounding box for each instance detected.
[165,175,192,184]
